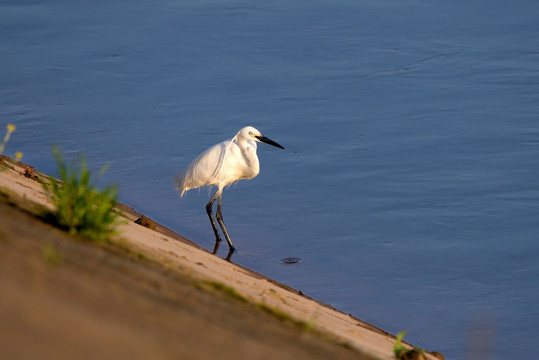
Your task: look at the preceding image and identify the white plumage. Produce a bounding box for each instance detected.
[176,126,284,256]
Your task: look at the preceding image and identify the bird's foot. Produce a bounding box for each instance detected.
[225,248,235,262]
[212,240,221,255]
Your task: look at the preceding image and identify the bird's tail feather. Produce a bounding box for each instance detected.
[174,172,188,197]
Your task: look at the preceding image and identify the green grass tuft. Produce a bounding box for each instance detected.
[393,331,427,359]
[41,146,121,242]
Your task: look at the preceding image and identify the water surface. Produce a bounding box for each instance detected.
[2,1,538,358]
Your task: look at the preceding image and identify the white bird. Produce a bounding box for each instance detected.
[176,126,284,256]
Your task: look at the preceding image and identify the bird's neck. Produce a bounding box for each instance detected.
[237,140,260,177]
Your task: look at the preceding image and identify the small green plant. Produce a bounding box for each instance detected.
[394,331,408,356]
[41,146,121,241]
[1,123,23,169]
[393,331,427,360]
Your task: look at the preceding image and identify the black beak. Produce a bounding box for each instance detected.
[256,135,285,150]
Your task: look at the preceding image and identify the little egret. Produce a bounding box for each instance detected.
[176,126,284,257]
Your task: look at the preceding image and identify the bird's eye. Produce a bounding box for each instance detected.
[249,131,253,136]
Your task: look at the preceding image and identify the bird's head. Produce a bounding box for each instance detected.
[238,126,285,149]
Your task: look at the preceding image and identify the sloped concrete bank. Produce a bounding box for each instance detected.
[0,156,441,360]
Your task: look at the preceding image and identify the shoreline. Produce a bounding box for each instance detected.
[0,156,442,360]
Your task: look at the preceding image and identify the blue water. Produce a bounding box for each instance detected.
[2,1,539,358]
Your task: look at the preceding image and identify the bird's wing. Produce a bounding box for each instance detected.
[176,141,229,196]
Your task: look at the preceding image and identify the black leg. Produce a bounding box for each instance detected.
[225,248,234,262]
[206,190,222,244]
[212,241,221,255]
[215,192,235,252]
